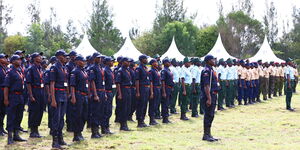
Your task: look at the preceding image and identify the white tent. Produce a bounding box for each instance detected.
[161,37,185,61]
[114,36,144,61]
[74,34,98,58]
[249,36,284,63]
[201,33,236,60]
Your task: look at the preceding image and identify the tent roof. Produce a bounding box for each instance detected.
[113,36,144,61]
[161,37,185,61]
[249,36,284,63]
[201,33,236,60]
[74,34,98,58]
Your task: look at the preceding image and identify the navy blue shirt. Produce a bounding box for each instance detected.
[135,64,150,85]
[50,62,68,89]
[26,64,44,86]
[70,66,89,93]
[66,60,76,73]
[88,63,105,89]
[43,69,50,85]
[104,66,114,90]
[0,65,8,87]
[129,67,136,86]
[3,66,25,92]
[115,66,132,86]
[200,65,220,97]
[161,66,174,87]
[149,67,161,86]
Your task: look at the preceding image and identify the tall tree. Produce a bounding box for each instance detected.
[27,0,41,23]
[0,0,12,52]
[66,19,81,48]
[263,0,278,46]
[87,0,124,55]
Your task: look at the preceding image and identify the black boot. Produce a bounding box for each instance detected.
[0,127,7,136]
[78,132,85,141]
[128,116,135,122]
[73,132,81,142]
[13,130,26,142]
[162,117,171,124]
[238,101,242,105]
[52,136,61,149]
[101,126,106,134]
[208,127,219,141]
[137,120,149,128]
[7,131,14,145]
[202,127,215,142]
[180,113,189,121]
[91,127,101,138]
[58,135,67,145]
[30,127,42,138]
[105,127,114,134]
[149,117,158,126]
[120,122,131,131]
[19,127,28,133]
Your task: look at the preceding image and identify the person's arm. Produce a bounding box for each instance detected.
[117,83,122,100]
[71,86,76,104]
[27,83,35,102]
[204,84,211,107]
[45,84,51,103]
[181,78,186,96]
[135,69,140,98]
[50,81,57,108]
[4,87,9,106]
[91,80,99,101]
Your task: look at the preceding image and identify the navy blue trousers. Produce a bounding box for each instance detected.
[101,92,113,128]
[51,91,67,136]
[238,79,245,102]
[90,91,105,128]
[6,94,24,132]
[161,87,172,118]
[119,87,131,123]
[136,86,149,121]
[28,88,45,128]
[70,93,88,132]
[201,93,217,128]
[149,87,161,118]
[129,87,136,119]
[0,90,6,129]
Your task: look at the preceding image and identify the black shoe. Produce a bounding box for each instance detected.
[91,127,102,138]
[238,101,242,105]
[287,108,295,111]
[78,132,85,141]
[30,127,42,138]
[155,116,162,119]
[202,134,215,142]
[191,114,199,118]
[137,121,149,128]
[13,130,26,142]
[19,127,28,133]
[73,133,81,142]
[1,128,7,134]
[149,118,158,126]
[7,132,14,145]
[120,122,131,131]
[58,135,67,145]
[180,113,189,121]
[162,117,171,124]
[257,99,261,103]
[208,127,219,141]
[127,116,135,122]
[52,136,61,149]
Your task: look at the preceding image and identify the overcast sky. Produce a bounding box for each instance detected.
[5,0,299,37]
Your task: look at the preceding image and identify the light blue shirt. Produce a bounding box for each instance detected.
[217,65,227,80]
[180,66,192,84]
[191,65,202,83]
[170,66,180,83]
[285,66,295,80]
[226,66,236,80]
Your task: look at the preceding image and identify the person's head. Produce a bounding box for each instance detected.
[193,58,201,66]
[204,55,215,67]
[41,60,48,69]
[227,59,233,67]
[254,62,258,68]
[55,49,68,64]
[92,53,101,64]
[14,50,25,58]
[149,59,158,68]
[69,51,77,61]
[49,56,57,64]
[31,52,42,64]
[281,62,286,67]
[104,57,114,67]
[163,58,171,67]
[171,58,177,67]
[245,63,250,69]
[265,62,269,68]
[154,54,160,61]
[183,57,191,67]
[258,60,262,65]
[10,55,22,67]
[0,54,9,65]
[139,55,149,65]
[75,55,86,68]
[121,57,130,67]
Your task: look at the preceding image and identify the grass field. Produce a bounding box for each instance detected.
[1,91,300,150]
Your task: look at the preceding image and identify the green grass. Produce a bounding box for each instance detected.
[1,90,300,150]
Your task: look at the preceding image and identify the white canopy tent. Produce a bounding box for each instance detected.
[249,36,284,63]
[201,33,236,60]
[74,33,98,58]
[161,37,185,61]
[114,36,144,61]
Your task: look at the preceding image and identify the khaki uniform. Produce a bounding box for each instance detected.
[268,66,275,98]
[274,67,280,96]
[262,67,270,99]
[278,67,285,95]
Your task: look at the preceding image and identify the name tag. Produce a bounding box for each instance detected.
[64,82,68,87]
[86,84,89,88]
[41,83,44,88]
[112,84,116,88]
[23,85,25,89]
[147,77,149,80]
[103,81,105,85]
[217,83,220,86]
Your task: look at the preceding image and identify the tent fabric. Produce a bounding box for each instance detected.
[113,36,144,61]
[161,37,185,61]
[201,33,236,60]
[249,36,284,63]
[74,34,98,58]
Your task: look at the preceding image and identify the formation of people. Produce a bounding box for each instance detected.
[0,49,298,148]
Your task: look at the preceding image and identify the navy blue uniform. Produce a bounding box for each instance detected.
[4,66,25,132]
[115,66,132,123]
[70,66,89,133]
[0,64,8,131]
[103,66,114,129]
[161,66,174,118]
[135,64,150,122]
[129,67,136,120]
[50,62,68,137]
[113,64,121,122]
[66,60,76,131]
[88,63,106,128]
[200,65,219,128]
[26,64,45,129]
[149,67,161,118]
[43,69,52,131]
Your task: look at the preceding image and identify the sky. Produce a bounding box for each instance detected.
[4,0,300,37]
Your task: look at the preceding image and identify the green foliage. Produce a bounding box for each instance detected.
[88,0,124,55]
[196,26,218,57]
[3,34,28,55]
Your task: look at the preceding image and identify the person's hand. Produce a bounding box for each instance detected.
[118,94,122,100]
[71,96,76,104]
[94,95,100,102]
[51,97,57,108]
[136,92,140,99]
[162,93,166,99]
[150,93,154,99]
[183,90,187,96]
[4,99,9,107]
[206,96,212,107]
[30,95,36,102]
[239,84,242,88]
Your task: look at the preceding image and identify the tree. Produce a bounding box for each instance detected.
[263,0,278,46]
[196,25,218,57]
[27,0,41,23]
[4,35,28,55]
[66,19,82,48]
[0,0,12,52]
[87,0,124,55]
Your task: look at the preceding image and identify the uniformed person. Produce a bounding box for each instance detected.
[115,57,132,131]
[237,60,245,105]
[201,55,219,142]
[148,59,160,125]
[244,63,252,105]
[69,55,89,142]
[279,63,285,96]
[257,60,264,101]
[274,62,280,97]
[292,64,298,93]
[49,50,69,149]
[190,58,201,117]
[0,54,8,136]
[253,63,260,102]
[128,59,136,122]
[268,61,275,99]
[161,58,173,123]
[26,52,45,138]
[135,54,150,128]
[114,56,123,123]
[285,58,295,111]
[262,62,270,100]
[180,57,192,120]
[169,59,179,114]
[102,56,114,134]
[225,59,236,107]
[217,59,227,109]
[4,55,27,144]
[88,52,106,138]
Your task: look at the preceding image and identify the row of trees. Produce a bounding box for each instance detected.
[0,0,299,63]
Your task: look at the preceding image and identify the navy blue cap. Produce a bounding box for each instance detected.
[86,55,91,61]
[31,52,41,59]
[55,49,69,57]
[171,58,177,63]
[10,55,21,62]
[41,60,47,66]
[149,59,157,65]
[239,60,245,64]
[117,56,123,62]
[49,56,57,63]
[253,62,258,67]
[92,52,101,59]
[75,55,86,61]
[69,51,77,57]
[14,50,25,55]
[0,53,8,59]
[121,57,129,62]
[139,54,149,61]
[128,58,134,63]
[245,63,250,67]
[104,56,113,63]
[204,55,214,62]
[162,58,170,64]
